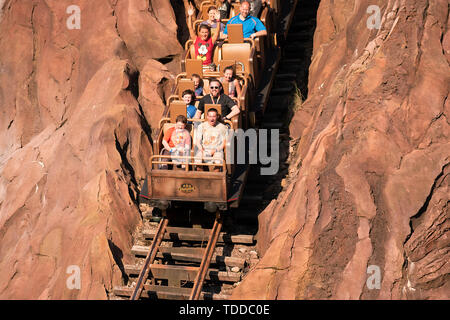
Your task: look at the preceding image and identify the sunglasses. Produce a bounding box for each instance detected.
[210,86,220,89]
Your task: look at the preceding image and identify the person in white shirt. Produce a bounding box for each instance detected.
[195,108,228,172]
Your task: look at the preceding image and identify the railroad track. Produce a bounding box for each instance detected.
[112,0,320,301]
[113,209,256,300]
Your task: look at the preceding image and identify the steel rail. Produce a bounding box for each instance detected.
[130,213,168,300]
[189,211,223,300]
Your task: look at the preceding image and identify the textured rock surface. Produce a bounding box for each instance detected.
[0,0,183,299]
[232,0,449,299]
[1,0,448,300]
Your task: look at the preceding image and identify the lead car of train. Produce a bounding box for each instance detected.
[140,0,285,214]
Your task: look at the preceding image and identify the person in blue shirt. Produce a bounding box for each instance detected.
[181,89,198,119]
[223,1,267,40]
[191,74,205,97]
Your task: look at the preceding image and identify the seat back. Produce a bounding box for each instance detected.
[169,100,187,123]
[212,45,221,66]
[186,59,203,78]
[177,79,195,95]
[205,104,222,116]
[222,81,229,96]
[189,42,196,58]
[219,59,236,75]
[199,1,213,20]
[227,24,244,43]
[203,78,211,94]
[221,43,252,74]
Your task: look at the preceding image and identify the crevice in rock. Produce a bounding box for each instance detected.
[404,163,448,245]
[24,2,42,145]
[399,163,449,297]
[157,76,170,107]
[124,68,154,146]
[114,133,138,206]
[125,69,140,101]
[155,55,176,65]
[111,1,134,65]
[413,0,429,75]
[107,239,129,284]
[137,105,154,147]
[170,0,191,47]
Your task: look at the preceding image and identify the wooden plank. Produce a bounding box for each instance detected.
[124,264,241,283]
[142,227,254,244]
[131,246,245,268]
[114,285,229,300]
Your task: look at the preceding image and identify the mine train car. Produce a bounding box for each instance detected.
[140,0,282,213]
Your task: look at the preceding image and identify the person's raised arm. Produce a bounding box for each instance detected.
[187,5,196,39]
[211,11,221,44]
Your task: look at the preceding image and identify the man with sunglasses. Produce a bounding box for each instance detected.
[194,79,240,121]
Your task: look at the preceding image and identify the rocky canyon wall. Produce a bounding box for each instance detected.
[0,0,184,299]
[232,0,449,299]
[0,0,448,300]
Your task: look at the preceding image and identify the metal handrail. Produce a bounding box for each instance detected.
[150,155,226,172]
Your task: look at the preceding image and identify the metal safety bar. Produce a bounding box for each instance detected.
[159,117,233,128]
[150,155,226,172]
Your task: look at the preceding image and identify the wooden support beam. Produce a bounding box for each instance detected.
[142,227,254,244]
[114,285,230,300]
[131,246,245,268]
[124,264,241,283]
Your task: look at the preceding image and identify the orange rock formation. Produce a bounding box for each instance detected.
[0,0,448,300]
[232,0,449,299]
[0,0,182,299]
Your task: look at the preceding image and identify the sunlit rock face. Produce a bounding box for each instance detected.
[232,0,449,299]
[0,0,183,299]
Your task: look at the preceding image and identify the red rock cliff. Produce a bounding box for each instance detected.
[1,0,448,300]
[0,0,183,299]
[232,0,449,299]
